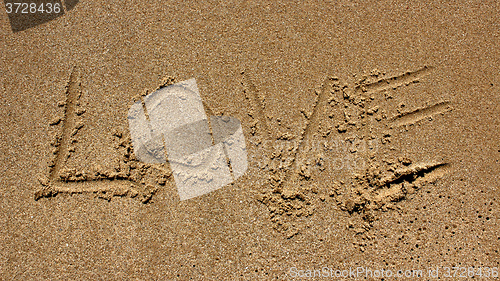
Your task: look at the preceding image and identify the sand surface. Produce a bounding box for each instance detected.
[1,0,499,279]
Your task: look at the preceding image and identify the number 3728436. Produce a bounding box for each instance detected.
[5,2,61,14]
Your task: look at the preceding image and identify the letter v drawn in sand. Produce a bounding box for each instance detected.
[244,73,346,237]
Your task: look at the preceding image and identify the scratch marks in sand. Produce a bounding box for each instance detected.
[242,71,270,140]
[48,67,81,181]
[354,66,433,95]
[378,162,450,187]
[284,78,337,190]
[337,161,451,215]
[390,101,453,127]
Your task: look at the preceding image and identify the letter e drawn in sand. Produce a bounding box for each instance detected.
[245,66,455,238]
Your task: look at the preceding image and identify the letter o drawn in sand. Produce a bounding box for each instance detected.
[128,79,248,200]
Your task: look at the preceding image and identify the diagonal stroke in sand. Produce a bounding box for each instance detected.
[354,66,433,95]
[389,101,453,127]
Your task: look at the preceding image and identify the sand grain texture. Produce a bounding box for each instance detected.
[0,0,499,279]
